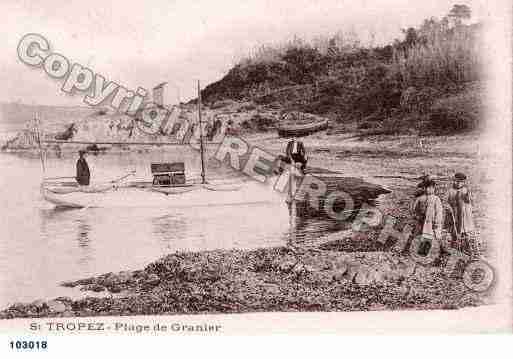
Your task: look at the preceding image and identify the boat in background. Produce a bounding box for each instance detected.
[277,112,329,138]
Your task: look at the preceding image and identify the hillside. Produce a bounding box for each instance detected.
[199,19,484,136]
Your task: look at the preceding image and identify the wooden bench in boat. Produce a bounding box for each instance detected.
[151,162,187,187]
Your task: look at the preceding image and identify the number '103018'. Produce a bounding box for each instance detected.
[9,340,47,350]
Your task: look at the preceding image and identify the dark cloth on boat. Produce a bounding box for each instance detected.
[76,158,90,186]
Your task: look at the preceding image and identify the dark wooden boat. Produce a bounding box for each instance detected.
[277,113,329,138]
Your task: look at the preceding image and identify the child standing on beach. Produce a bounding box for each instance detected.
[446,172,479,257]
[411,179,444,255]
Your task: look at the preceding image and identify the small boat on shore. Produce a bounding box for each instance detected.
[277,112,329,138]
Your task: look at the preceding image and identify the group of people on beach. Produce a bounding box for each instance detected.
[281,137,480,258]
[412,173,479,258]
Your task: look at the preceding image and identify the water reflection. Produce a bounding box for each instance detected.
[40,208,95,267]
[76,219,91,247]
[39,207,73,239]
[39,207,75,221]
[151,213,188,248]
[75,218,94,266]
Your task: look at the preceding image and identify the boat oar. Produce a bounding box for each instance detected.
[110,170,136,185]
[43,176,76,181]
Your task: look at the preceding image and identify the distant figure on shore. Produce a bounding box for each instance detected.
[76,150,90,186]
[285,137,308,172]
[446,172,479,256]
[411,179,444,253]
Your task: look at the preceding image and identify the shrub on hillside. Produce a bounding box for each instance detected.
[377,116,420,136]
[350,63,402,117]
[400,86,439,114]
[253,114,276,131]
[300,97,337,115]
[240,114,276,132]
[211,99,237,109]
[281,47,324,84]
[309,63,401,119]
[427,87,482,132]
[357,121,375,130]
[237,102,257,112]
[391,24,481,89]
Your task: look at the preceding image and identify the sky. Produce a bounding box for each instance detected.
[0,0,489,106]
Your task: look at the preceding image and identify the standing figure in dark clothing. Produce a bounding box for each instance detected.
[76,150,90,186]
[285,137,308,172]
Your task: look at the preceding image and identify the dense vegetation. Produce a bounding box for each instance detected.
[200,4,482,135]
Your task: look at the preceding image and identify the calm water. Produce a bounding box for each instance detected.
[0,148,345,308]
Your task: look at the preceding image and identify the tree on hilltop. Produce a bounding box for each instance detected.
[448,4,471,26]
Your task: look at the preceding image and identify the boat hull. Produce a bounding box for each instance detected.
[277,120,329,138]
[41,181,283,209]
[277,114,329,138]
[44,183,116,194]
[150,186,198,195]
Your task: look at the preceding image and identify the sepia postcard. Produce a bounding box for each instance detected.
[0,0,511,345]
